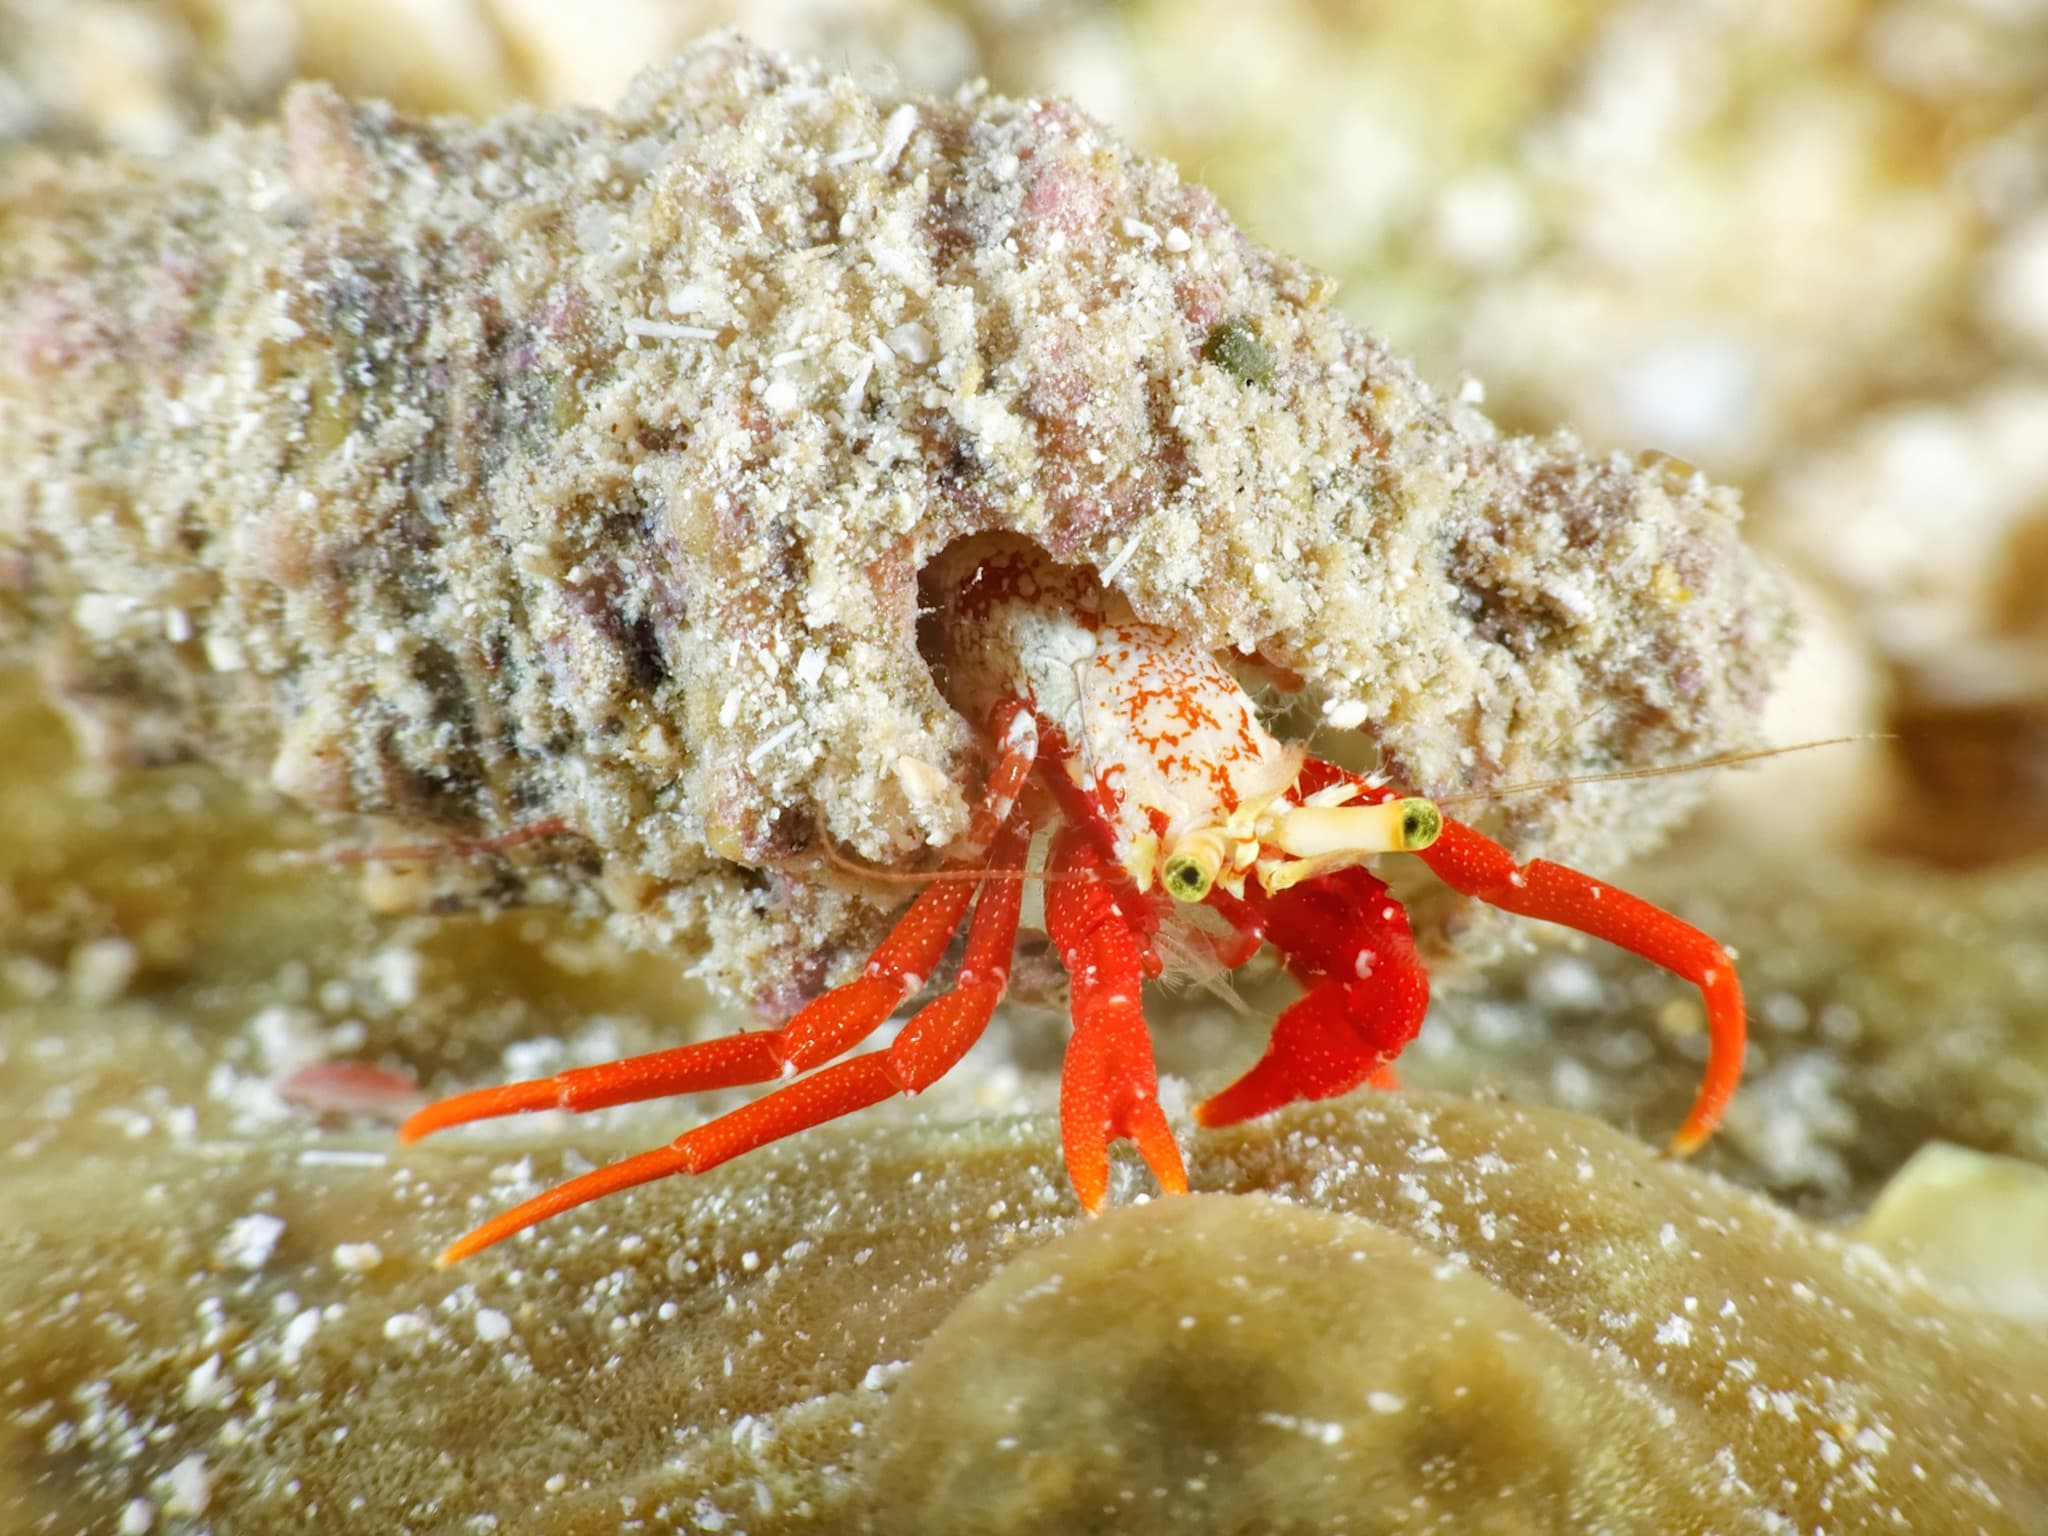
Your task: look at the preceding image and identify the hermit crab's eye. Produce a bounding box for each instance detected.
[1161,828,1231,901]
[1396,797,1443,852]
[1162,853,1215,903]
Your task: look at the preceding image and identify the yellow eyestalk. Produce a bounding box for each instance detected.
[1268,796,1442,859]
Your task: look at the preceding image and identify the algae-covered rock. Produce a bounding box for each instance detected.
[868,1194,1740,1534]
[1855,1143,2048,1322]
[6,1083,2046,1534]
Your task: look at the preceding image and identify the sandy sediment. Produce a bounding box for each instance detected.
[1,37,1787,1007]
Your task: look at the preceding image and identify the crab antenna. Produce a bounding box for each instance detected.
[1269,797,1443,859]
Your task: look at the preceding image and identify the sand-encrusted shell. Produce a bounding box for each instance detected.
[0,38,1788,1006]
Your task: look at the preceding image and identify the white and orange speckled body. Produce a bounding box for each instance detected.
[406,537,1750,1265]
[923,535,1302,896]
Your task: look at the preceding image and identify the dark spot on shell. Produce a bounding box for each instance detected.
[624,613,668,691]
[1202,318,1274,388]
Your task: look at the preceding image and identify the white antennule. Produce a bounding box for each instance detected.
[1096,528,1143,587]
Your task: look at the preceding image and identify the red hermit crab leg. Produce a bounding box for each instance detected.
[1416,815,1745,1154]
[427,820,1033,1266]
[1043,825,1188,1211]
[1194,866,1430,1129]
[406,705,1040,1262]
[402,705,1041,1141]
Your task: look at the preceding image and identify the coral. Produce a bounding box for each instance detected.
[4,1073,2044,1533]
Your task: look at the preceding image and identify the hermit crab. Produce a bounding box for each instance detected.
[404,536,1746,1264]
[0,42,1785,1267]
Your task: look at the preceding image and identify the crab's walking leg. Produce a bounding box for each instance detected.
[1195,867,1429,1128]
[401,706,1039,1142]
[1418,816,1745,1153]
[431,820,1032,1265]
[1044,826,1188,1212]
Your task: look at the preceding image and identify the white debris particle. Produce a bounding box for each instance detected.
[1366,1391,1406,1415]
[1658,1222,1683,1254]
[885,320,934,365]
[383,1310,432,1342]
[1096,532,1143,585]
[164,1454,213,1517]
[544,1473,569,1495]
[117,1497,154,1535]
[621,316,719,342]
[279,1306,323,1363]
[249,1003,325,1073]
[332,1242,384,1272]
[740,1250,761,1272]
[72,590,138,639]
[1322,698,1370,730]
[184,1353,230,1411]
[1256,1411,1346,1445]
[201,631,246,672]
[874,102,918,172]
[1654,1315,1694,1348]
[474,1308,513,1344]
[68,936,140,1004]
[1163,225,1193,252]
[860,1360,912,1391]
[297,1148,389,1168]
[366,945,423,1008]
[217,1212,285,1271]
[745,720,802,766]
[795,645,827,688]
